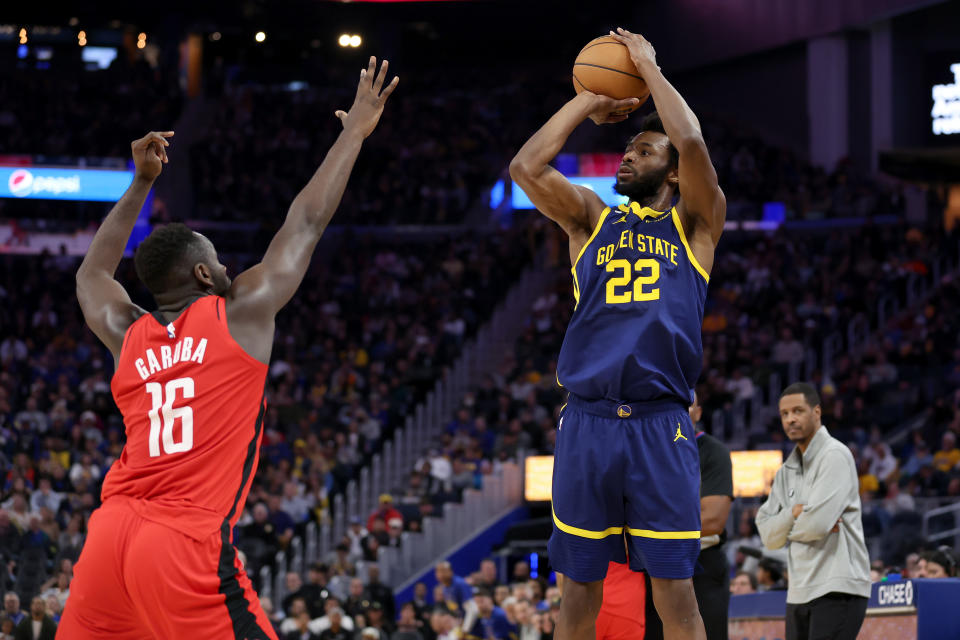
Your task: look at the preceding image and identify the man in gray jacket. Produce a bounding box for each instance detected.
[756,382,871,640]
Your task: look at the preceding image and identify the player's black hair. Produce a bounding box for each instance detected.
[133,223,207,296]
[637,111,679,169]
[780,382,821,408]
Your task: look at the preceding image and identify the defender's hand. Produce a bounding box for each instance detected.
[609,28,659,74]
[792,504,804,519]
[582,91,639,125]
[335,56,399,138]
[131,131,173,181]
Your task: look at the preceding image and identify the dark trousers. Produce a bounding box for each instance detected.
[643,545,730,640]
[785,592,868,640]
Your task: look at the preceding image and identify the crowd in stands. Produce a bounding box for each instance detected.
[0,58,183,162]
[190,68,569,227]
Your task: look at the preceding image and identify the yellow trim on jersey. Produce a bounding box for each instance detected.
[571,207,612,307]
[552,506,701,540]
[552,505,623,539]
[630,201,668,221]
[671,207,710,283]
[626,526,702,540]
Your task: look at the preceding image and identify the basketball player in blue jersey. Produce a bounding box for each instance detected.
[510,29,725,640]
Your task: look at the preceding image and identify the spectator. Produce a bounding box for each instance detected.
[868,443,899,484]
[409,582,430,621]
[474,559,499,590]
[434,562,473,615]
[386,519,403,549]
[368,495,403,532]
[391,602,424,640]
[511,561,530,586]
[27,480,61,516]
[901,441,933,477]
[730,571,757,595]
[919,549,958,578]
[365,565,395,622]
[465,587,515,640]
[310,600,355,636]
[494,586,510,609]
[239,502,281,576]
[933,432,960,473]
[282,572,306,616]
[279,599,311,636]
[903,553,922,579]
[317,607,351,640]
[4,497,31,534]
[344,579,369,619]
[346,518,368,561]
[771,329,804,365]
[2,594,23,627]
[513,599,539,640]
[0,514,22,566]
[326,557,353,603]
[364,601,394,638]
[267,495,296,550]
[756,558,786,592]
[39,572,70,609]
[281,481,315,527]
[301,563,332,618]
[362,522,386,561]
[284,610,319,640]
[13,597,55,640]
[42,598,60,626]
[429,607,460,640]
[260,596,283,637]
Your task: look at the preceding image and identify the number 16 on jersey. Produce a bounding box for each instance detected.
[146,377,195,457]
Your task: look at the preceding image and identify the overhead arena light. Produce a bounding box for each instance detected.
[338,33,362,48]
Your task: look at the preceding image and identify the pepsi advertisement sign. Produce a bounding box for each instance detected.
[0,166,134,201]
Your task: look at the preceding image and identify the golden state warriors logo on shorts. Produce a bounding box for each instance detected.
[617,405,632,418]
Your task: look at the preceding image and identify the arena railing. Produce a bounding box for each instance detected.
[922,502,960,549]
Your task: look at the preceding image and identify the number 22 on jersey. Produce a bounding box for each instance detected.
[145,377,194,457]
[605,258,661,304]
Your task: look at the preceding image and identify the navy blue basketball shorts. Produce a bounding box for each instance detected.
[548,394,701,582]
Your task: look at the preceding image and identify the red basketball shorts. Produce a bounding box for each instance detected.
[57,497,277,639]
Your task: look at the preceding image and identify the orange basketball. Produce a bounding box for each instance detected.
[573,36,650,114]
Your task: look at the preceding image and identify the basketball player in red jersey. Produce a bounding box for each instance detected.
[58,57,398,640]
[594,538,646,640]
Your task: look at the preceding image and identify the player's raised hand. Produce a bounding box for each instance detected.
[581,91,640,125]
[609,28,659,75]
[131,131,173,181]
[335,56,399,138]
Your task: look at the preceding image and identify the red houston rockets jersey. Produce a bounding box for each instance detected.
[102,296,268,541]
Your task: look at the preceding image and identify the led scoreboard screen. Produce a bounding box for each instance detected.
[729,450,783,498]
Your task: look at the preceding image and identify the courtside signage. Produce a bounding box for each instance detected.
[870,580,916,609]
[0,166,134,201]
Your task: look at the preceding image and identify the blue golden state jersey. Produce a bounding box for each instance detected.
[556,201,709,404]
